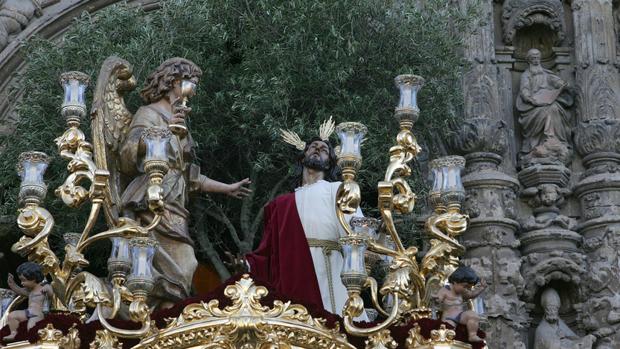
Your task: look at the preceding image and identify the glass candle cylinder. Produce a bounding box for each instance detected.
[108,237,132,281]
[127,237,158,297]
[336,122,367,160]
[17,151,50,204]
[142,127,172,163]
[437,156,466,209]
[394,74,424,120]
[340,234,368,293]
[60,71,90,124]
[429,159,446,212]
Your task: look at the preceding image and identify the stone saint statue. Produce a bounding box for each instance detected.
[534,288,596,349]
[516,48,573,166]
[117,58,251,308]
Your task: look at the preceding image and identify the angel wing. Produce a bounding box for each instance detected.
[91,56,137,226]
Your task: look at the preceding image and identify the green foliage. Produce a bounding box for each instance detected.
[0,0,476,277]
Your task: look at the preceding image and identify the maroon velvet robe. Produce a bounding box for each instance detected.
[246,193,324,309]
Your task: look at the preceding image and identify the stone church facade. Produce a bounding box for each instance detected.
[0,1,619,348]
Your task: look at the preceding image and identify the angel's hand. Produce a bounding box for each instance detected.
[226,178,252,199]
[169,114,188,137]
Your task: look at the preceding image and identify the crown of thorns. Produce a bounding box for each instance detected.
[279,117,335,151]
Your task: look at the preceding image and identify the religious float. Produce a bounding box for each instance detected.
[0,56,486,349]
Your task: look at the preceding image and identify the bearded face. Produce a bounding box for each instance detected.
[302,140,331,171]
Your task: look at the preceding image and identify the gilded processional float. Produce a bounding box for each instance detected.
[0,56,488,349]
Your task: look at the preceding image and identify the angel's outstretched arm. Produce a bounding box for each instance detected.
[198,175,252,199]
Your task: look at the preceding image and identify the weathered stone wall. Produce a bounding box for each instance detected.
[450,0,620,348]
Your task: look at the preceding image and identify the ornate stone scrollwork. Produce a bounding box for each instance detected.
[501,0,565,45]
[520,251,586,301]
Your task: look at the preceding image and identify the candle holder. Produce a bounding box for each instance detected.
[394,74,424,125]
[335,123,367,230]
[17,151,50,206]
[108,237,132,285]
[335,122,367,180]
[141,127,171,214]
[340,233,369,318]
[126,237,158,300]
[60,71,89,127]
[430,156,466,213]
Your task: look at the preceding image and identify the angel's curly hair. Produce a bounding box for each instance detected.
[140,57,203,104]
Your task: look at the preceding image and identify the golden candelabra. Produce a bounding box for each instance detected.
[1,64,476,349]
[335,74,470,344]
[1,69,162,339]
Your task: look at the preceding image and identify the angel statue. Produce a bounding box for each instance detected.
[92,56,251,309]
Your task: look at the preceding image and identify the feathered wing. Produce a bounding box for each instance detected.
[91,56,137,226]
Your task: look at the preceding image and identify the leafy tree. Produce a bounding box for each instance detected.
[0,0,476,280]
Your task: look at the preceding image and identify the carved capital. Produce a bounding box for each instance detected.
[449,117,508,160]
[574,65,620,123]
[574,119,620,158]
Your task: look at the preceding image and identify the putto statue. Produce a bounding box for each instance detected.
[534,288,595,349]
[3,262,53,341]
[94,57,251,308]
[436,266,487,343]
[516,48,573,166]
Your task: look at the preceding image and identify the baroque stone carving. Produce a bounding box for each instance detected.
[517,48,573,167]
[450,117,507,159]
[574,65,620,123]
[534,288,596,349]
[519,184,574,231]
[520,251,586,301]
[574,119,620,157]
[0,0,59,50]
[501,0,565,45]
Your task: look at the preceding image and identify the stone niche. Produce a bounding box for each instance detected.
[527,280,582,349]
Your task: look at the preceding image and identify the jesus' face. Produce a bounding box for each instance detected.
[302,140,330,171]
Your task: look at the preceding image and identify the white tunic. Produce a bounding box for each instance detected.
[295,180,367,320]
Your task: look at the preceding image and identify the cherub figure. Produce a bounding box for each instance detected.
[436,265,487,342]
[3,262,53,341]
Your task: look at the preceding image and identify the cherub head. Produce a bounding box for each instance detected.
[540,184,559,206]
[140,58,203,104]
[448,265,480,295]
[16,262,44,290]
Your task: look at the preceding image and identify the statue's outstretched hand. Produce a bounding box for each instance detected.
[7,273,15,286]
[227,178,252,199]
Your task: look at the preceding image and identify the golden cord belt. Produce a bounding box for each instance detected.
[307,238,342,313]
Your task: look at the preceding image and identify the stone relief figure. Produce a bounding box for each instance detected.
[516,48,573,166]
[520,184,574,230]
[534,288,596,349]
[0,0,59,50]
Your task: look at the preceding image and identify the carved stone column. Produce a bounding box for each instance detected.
[572,1,620,348]
[451,118,526,349]
[451,3,526,347]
